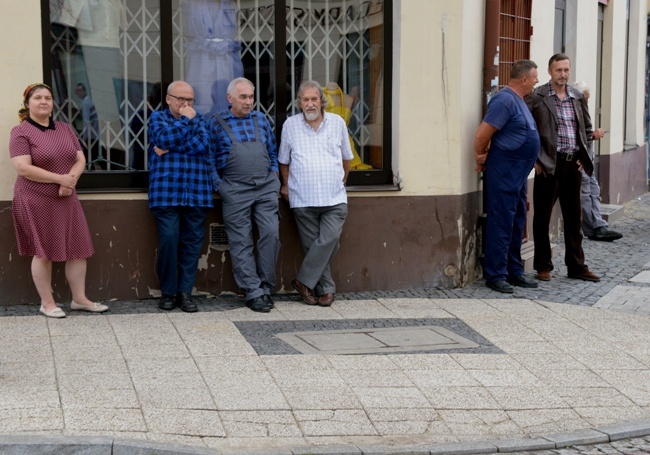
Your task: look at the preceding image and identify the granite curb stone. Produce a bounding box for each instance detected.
[426,441,497,454]
[1,419,650,454]
[489,437,556,452]
[540,428,610,447]
[112,437,220,455]
[0,434,113,455]
[291,444,362,454]
[594,418,650,441]
[353,444,431,455]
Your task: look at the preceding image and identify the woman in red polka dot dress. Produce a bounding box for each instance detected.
[9,83,108,318]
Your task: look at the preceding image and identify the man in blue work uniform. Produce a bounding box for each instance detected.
[474,60,540,293]
[148,80,215,312]
[209,77,280,313]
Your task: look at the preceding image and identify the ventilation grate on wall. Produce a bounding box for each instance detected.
[210,223,228,247]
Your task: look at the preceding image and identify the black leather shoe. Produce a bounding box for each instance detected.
[588,226,623,241]
[486,280,514,294]
[261,294,274,309]
[247,297,271,313]
[159,294,176,311]
[176,292,198,313]
[507,275,539,288]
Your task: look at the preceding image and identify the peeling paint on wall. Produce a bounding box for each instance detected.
[197,252,209,271]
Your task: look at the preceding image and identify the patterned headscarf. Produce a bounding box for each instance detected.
[19,83,53,122]
[23,83,52,106]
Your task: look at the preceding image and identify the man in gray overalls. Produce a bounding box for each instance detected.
[209,77,280,312]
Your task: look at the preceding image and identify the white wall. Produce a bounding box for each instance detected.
[529,1,556,86]
[0,1,43,202]
[625,0,647,147]
[600,0,628,156]
[571,0,599,117]
[392,0,485,196]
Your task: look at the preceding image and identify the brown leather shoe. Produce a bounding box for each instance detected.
[568,269,601,282]
[291,279,318,305]
[535,271,551,281]
[318,293,335,307]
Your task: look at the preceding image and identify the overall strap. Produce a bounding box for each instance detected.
[212,113,239,144]
[252,114,262,142]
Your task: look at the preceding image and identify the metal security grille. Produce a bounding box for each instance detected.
[499,0,532,89]
[45,0,390,187]
[50,0,161,171]
[285,0,377,166]
[237,0,276,126]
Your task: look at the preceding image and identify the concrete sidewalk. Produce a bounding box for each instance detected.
[1,194,650,455]
[1,296,650,454]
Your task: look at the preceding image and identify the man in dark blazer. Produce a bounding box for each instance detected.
[527,53,600,283]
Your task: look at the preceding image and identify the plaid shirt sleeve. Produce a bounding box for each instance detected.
[148,110,209,156]
[207,117,224,191]
[259,113,278,173]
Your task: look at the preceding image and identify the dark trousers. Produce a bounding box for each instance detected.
[533,159,586,274]
[150,206,208,295]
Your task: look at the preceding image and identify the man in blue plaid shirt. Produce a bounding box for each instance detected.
[148,80,216,313]
[209,77,280,313]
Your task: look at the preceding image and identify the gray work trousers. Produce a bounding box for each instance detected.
[581,169,608,236]
[293,203,348,296]
[221,175,281,301]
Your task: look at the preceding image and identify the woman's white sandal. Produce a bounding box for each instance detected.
[39,305,66,318]
[70,301,109,313]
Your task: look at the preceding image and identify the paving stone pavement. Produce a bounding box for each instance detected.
[1,193,650,455]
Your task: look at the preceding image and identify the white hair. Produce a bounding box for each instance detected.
[572,81,590,96]
[227,77,255,96]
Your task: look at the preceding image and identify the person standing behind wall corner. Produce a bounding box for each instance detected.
[571,81,623,243]
[148,80,216,313]
[279,80,353,307]
[473,60,540,294]
[208,77,280,314]
[527,54,600,283]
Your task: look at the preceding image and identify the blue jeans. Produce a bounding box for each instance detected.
[150,206,208,295]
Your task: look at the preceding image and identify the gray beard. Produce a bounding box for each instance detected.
[304,111,319,121]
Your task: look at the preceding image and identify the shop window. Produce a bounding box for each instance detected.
[43,0,392,191]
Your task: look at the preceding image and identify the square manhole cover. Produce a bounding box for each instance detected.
[275,326,480,355]
[234,319,501,356]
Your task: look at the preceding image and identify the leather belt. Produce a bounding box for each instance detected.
[558,152,574,162]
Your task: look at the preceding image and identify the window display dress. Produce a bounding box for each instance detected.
[9,119,94,262]
[183,0,244,115]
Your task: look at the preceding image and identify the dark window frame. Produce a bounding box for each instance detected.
[40,0,393,192]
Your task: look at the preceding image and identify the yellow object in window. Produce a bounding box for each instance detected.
[324,83,373,170]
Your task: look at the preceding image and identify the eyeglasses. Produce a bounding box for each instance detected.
[168,94,195,104]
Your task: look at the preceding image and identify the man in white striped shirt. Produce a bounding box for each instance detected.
[279,80,353,307]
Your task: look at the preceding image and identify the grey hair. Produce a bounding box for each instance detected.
[510,59,537,80]
[296,80,328,113]
[227,77,255,96]
[572,81,590,96]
